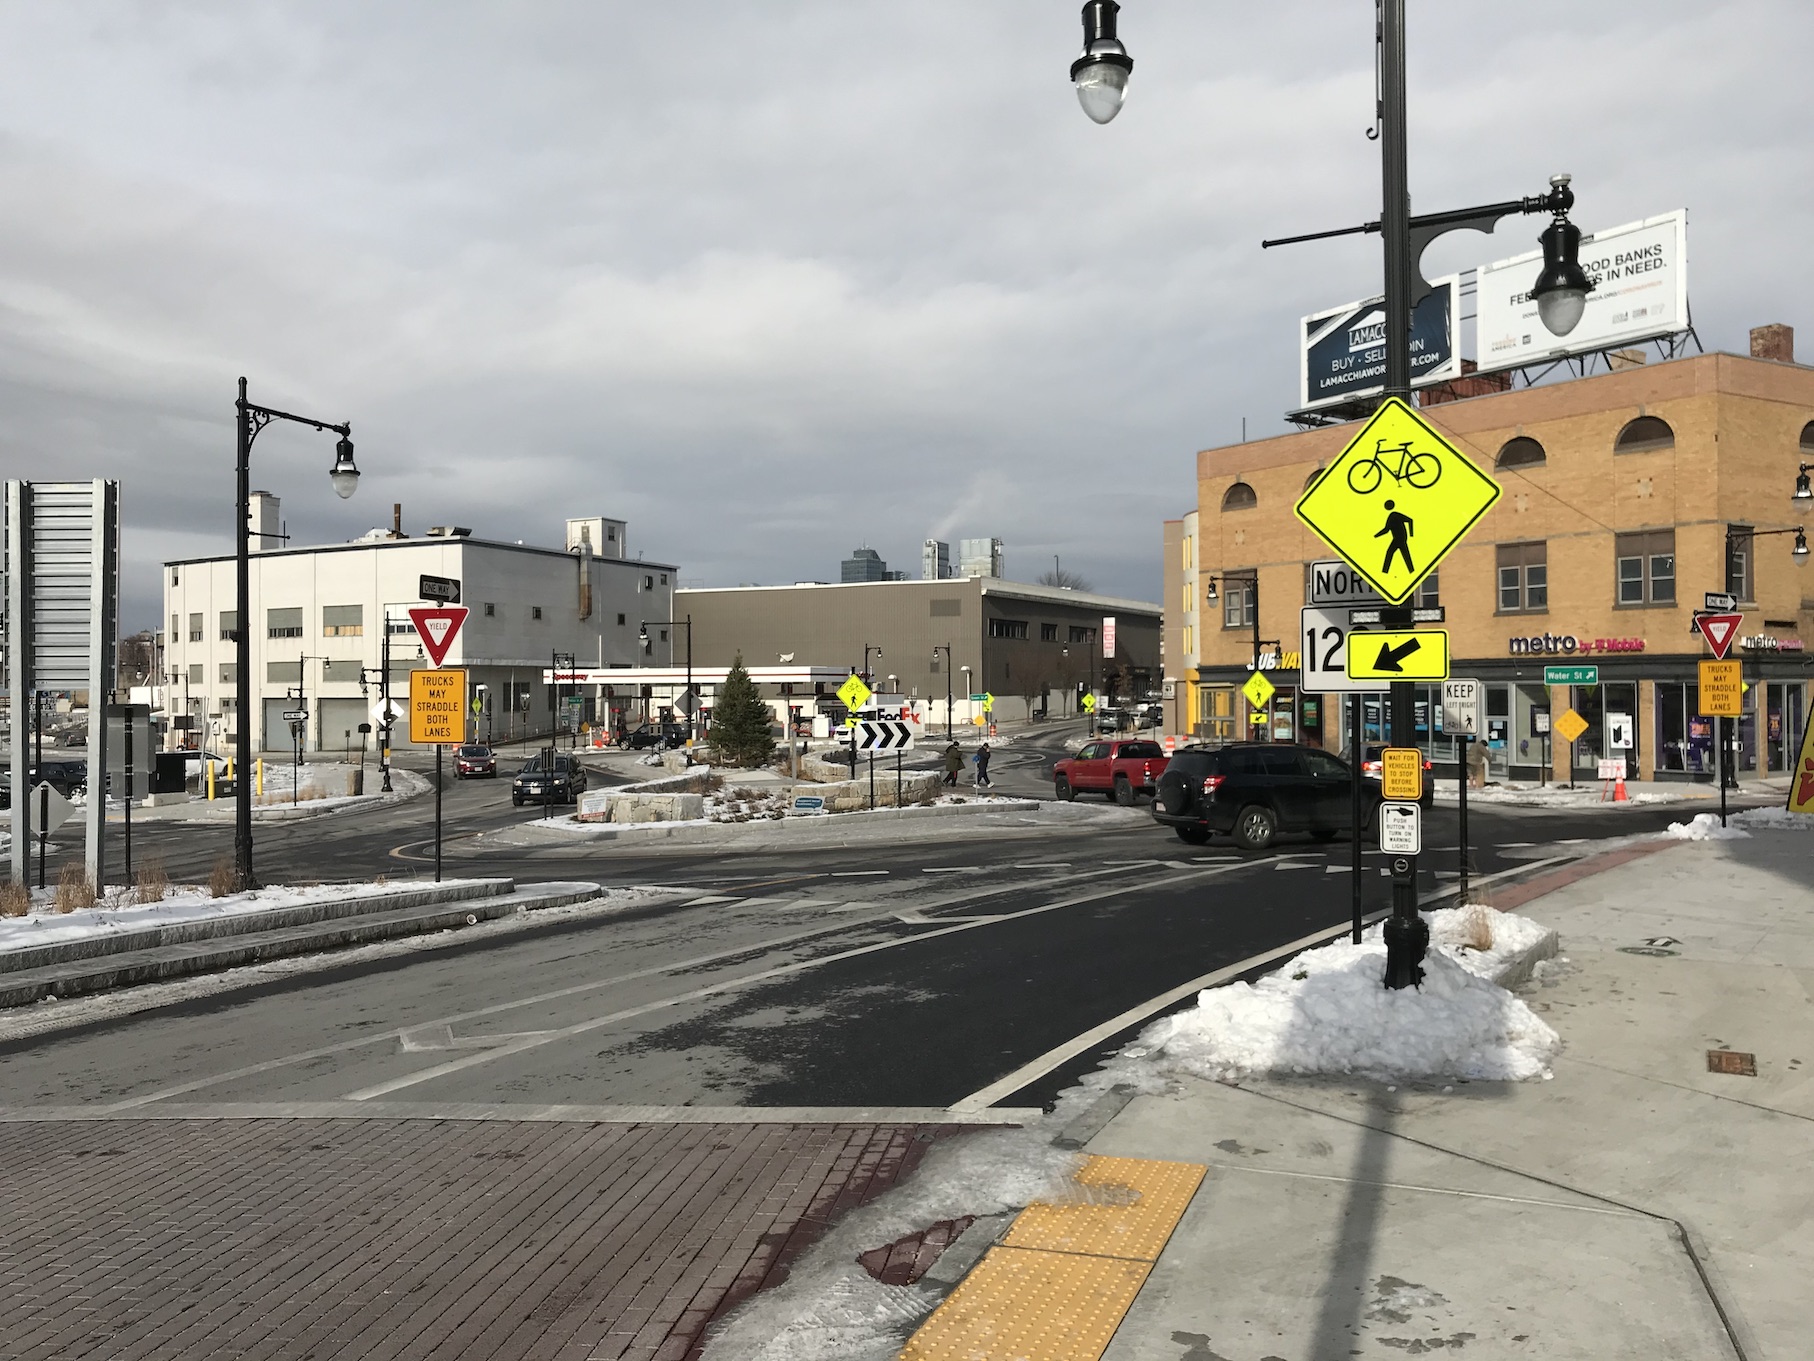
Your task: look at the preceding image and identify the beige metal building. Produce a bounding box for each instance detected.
[674,577,1162,726]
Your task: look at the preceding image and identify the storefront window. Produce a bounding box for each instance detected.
[1655,682,1715,775]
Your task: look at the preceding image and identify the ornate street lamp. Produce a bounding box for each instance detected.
[1069,1,1133,125]
[233,377,358,890]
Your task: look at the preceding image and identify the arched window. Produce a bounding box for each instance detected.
[1614,416,1675,454]
[1799,419,1814,452]
[1221,481,1257,511]
[1303,467,1324,490]
[1496,437,1546,470]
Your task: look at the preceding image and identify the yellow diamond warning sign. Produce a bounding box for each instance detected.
[1295,397,1501,604]
[1242,671,1275,711]
[837,673,873,713]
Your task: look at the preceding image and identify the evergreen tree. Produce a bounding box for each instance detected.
[709,655,775,768]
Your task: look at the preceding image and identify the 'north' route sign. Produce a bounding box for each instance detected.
[1295,397,1501,604]
[1344,629,1450,682]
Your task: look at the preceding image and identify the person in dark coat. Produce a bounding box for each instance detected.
[974,743,993,789]
[942,741,964,785]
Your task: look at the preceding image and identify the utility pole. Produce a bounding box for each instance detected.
[1377,0,1427,989]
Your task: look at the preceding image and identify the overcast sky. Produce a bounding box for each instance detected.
[1,1,1807,631]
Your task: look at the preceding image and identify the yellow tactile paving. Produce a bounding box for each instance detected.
[898,1245,1150,1361]
[1002,1155,1207,1262]
[899,1155,1206,1361]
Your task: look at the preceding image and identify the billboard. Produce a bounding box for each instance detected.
[1299,276,1460,412]
[1476,210,1687,373]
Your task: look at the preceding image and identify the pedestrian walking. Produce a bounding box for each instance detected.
[942,740,963,786]
[1467,736,1489,790]
[974,742,993,789]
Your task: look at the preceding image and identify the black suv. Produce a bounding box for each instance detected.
[618,722,687,751]
[1151,743,1383,849]
[512,753,589,806]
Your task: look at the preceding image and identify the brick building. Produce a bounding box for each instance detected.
[1163,326,1813,783]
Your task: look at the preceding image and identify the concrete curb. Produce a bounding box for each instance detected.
[1481,928,1561,990]
[0,879,516,975]
[0,881,602,1009]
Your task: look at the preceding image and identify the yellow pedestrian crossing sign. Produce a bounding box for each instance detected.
[1295,397,1500,604]
[1081,693,1096,713]
[1345,629,1451,682]
[1242,671,1276,710]
[981,692,995,713]
[837,673,872,713]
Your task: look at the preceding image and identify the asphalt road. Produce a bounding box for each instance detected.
[1,723,1734,1118]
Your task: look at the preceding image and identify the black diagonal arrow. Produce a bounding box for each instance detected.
[1372,637,1423,673]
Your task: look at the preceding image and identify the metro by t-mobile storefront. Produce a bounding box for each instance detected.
[1176,340,1814,784]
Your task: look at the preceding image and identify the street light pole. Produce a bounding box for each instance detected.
[933,645,953,740]
[233,377,358,891]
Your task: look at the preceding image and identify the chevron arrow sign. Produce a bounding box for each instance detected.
[853,720,915,752]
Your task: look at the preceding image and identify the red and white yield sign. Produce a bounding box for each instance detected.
[408,606,469,667]
[1694,611,1743,661]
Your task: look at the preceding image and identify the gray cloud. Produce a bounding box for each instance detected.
[0,1,1806,629]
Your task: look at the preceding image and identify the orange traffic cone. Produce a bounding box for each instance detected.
[1614,769,1629,802]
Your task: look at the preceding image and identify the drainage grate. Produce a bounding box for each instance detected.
[1707,1050,1757,1077]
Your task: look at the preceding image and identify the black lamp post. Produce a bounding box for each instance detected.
[1071,1,1592,990]
[932,645,953,740]
[640,617,694,743]
[233,377,358,891]
[1793,463,1812,504]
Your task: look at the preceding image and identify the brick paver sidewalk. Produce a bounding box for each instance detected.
[0,1117,966,1360]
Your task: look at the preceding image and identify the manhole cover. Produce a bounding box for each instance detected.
[1619,945,1678,957]
[1707,1050,1756,1077]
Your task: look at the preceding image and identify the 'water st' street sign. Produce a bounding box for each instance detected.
[1543,664,1600,686]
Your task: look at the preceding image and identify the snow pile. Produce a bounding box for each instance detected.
[1423,905,1554,980]
[1146,921,1560,1083]
[1662,812,1752,841]
[1731,805,1814,831]
[0,880,453,955]
[700,1123,1081,1361]
[1436,781,1680,808]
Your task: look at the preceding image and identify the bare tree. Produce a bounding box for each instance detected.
[1036,566,1093,592]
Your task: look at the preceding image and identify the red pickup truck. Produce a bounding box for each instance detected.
[1053,738,1170,805]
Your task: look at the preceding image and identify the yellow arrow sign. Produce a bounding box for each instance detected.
[1295,397,1500,605]
[1242,671,1276,710]
[1344,630,1450,682]
[837,673,872,712]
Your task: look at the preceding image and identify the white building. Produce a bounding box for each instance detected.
[958,537,1004,579]
[162,506,678,752]
[921,539,951,581]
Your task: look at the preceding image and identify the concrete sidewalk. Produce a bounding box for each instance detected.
[1072,827,1812,1360]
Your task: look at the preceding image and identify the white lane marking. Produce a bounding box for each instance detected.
[1102,860,1163,868]
[1324,866,1353,874]
[681,894,740,906]
[399,1025,558,1052]
[105,858,1186,1110]
[921,866,978,874]
[1,1101,1042,1127]
[339,862,1255,1103]
[1012,863,1072,869]
[947,855,1579,1114]
[831,870,889,877]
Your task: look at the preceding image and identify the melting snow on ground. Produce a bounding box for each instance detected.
[1433,781,1681,808]
[0,879,479,955]
[1730,805,1814,831]
[1136,908,1561,1084]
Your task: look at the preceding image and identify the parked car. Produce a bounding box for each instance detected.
[1151,743,1383,849]
[511,753,589,806]
[1053,739,1169,805]
[454,743,498,779]
[1095,711,1126,733]
[1360,744,1437,808]
[0,759,89,809]
[619,722,686,750]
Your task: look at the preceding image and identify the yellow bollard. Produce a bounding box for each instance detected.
[256,759,264,797]
[206,760,216,801]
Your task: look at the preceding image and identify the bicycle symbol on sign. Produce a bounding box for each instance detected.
[1347,439,1442,495]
